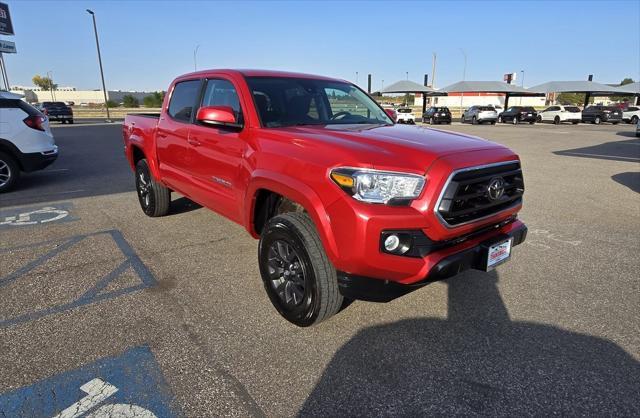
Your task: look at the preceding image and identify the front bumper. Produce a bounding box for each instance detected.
[338,222,527,302]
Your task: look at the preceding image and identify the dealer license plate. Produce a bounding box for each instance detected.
[486,239,512,270]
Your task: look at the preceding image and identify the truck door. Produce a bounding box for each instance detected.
[187,78,246,223]
[156,79,202,195]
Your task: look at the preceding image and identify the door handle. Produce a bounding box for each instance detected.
[188,138,202,147]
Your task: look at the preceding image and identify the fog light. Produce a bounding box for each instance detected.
[384,234,400,252]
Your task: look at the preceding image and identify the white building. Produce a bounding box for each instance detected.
[9,86,160,105]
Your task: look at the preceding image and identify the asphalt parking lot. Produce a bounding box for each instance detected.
[1,121,639,416]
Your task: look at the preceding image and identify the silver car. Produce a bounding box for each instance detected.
[461,106,498,125]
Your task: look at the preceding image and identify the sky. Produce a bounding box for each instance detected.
[3,0,639,92]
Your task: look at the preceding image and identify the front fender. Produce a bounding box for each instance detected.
[245,170,340,266]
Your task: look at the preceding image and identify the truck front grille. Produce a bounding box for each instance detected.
[436,161,524,227]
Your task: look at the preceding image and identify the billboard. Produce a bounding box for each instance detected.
[0,2,13,36]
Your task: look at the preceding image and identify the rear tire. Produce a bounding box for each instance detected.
[572,121,579,125]
[554,116,560,125]
[429,117,434,125]
[498,115,503,123]
[594,116,601,125]
[631,116,639,124]
[472,116,478,125]
[0,151,19,193]
[512,117,518,125]
[68,119,74,124]
[135,159,170,217]
[258,212,343,327]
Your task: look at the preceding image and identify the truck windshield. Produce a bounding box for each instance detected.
[245,77,393,128]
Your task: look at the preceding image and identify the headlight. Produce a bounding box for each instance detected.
[330,168,425,204]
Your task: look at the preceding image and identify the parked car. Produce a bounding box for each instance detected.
[39,101,74,124]
[581,105,622,124]
[395,107,415,124]
[422,107,451,124]
[123,69,527,326]
[461,106,498,124]
[622,106,640,124]
[493,105,503,115]
[497,106,538,124]
[0,92,58,192]
[538,105,582,125]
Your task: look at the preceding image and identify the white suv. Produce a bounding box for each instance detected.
[395,107,416,124]
[0,92,58,192]
[622,106,640,124]
[538,105,582,124]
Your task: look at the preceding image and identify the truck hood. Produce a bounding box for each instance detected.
[272,123,505,172]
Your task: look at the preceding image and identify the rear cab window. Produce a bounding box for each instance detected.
[168,80,201,122]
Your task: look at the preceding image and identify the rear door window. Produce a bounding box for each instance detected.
[168,80,201,122]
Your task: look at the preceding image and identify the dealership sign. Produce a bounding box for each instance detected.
[0,2,13,36]
[0,39,15,53]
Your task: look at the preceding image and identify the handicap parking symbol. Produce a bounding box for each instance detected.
[0,346,178,417]
[0,202,78,229]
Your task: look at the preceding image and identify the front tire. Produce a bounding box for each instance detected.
[0,151,20,193]
[498,115,503,123]
[512,116,518,125]
[554,116,560,125]
[258,212,343,327]
[135,159,170,217]
[631,116,639,124]
[594,116,601,125]
[472,116,478,125]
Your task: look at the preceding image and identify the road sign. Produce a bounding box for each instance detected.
[0,39,15,53]
[0,2,13,36]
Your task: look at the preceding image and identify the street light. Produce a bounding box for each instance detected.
[194,44,200,71]
[520,70,525,105]
[355,71,358,85]
[459,48,467,112]
[86,9,111,122]
[406,71,408,80]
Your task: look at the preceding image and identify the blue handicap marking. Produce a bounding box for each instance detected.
[0,230,157,328]
[0,346,178,417]
[0,202,78,230]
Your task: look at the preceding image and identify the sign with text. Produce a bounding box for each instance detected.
[0,2,13,36]
[0,39,15,53]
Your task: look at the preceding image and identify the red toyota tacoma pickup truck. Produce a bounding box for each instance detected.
[123,69,527,326]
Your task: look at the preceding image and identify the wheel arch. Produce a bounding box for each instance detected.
[245,171,339,264]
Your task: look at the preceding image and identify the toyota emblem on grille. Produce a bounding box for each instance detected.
[487,177,505,201]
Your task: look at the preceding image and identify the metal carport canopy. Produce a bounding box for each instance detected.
[438,81,542,110]
[529,81,637,107]
[374,80,446,118]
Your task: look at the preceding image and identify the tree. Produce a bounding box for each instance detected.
[106,100,120,108]
[620,78,634,86]
[32,75,57,91]
[609,78,635,104]
[143,91,164,108]
[556,92,588,106]
[122,94,139,108]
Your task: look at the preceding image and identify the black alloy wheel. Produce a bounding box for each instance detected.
[0,151,19,193]
[135,159,171,217]
[259,212,343,327]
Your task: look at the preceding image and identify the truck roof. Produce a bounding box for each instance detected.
[179,69,345,82]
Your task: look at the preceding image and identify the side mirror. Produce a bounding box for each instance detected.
[196,106,242,129]
[384,108,397,122]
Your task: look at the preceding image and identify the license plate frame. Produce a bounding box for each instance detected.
[485,238,513,271]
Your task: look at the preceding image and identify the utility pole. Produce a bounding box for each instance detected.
[406,71,408,81]
[431,53,437,88]
[355,71,358,85]
[520,70,525,105]
[86,9,111,122]
[194,44,200,71]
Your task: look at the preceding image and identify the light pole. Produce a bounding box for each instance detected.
[86,9,111,122]
[194,44,200,71]
[459,48,467,113]
[46,70,55,101]
[520,70,525,105]
[355,71,358,85]
[406,71,408,80]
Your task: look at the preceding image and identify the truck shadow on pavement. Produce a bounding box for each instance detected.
[612,172,640,193]
[300,271,640,416]
[553,138,640,163]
